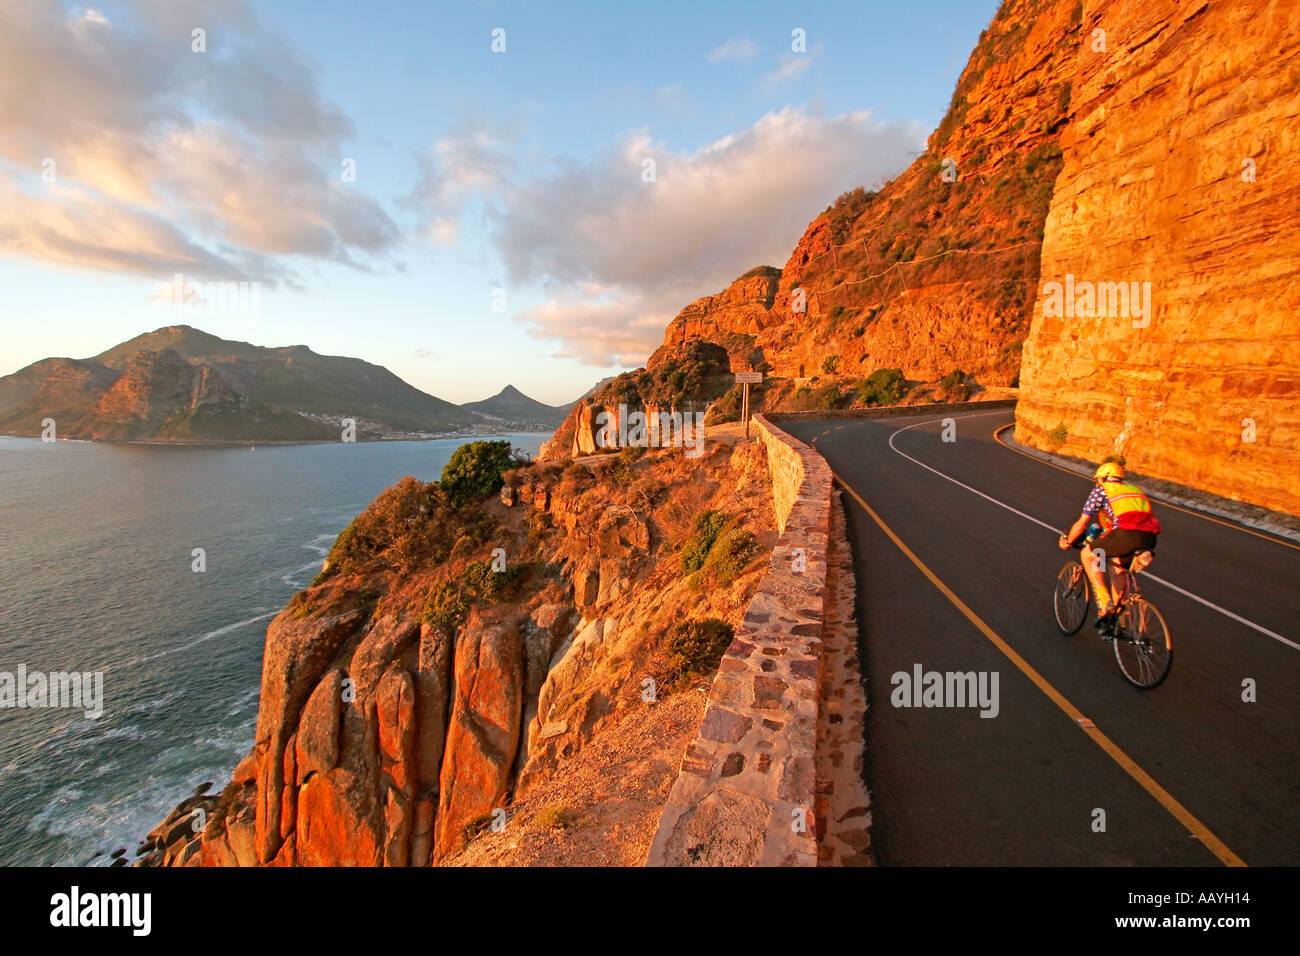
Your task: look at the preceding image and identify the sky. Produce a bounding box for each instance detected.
[0,0,1002,406]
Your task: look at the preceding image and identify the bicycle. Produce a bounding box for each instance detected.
[1052,530,1173,689]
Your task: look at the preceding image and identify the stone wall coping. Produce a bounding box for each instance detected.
[646,414,831,866]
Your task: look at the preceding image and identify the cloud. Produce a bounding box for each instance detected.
[474,107,926,366]
[762,50,818,86]
[409,115,521,246]
[0,0,399,282]
[707,37,760,64]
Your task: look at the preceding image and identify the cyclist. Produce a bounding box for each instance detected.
[1058,460,1161,630]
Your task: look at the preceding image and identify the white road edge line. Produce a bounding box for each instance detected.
[884,412,1299,653]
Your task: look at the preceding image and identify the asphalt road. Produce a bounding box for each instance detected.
[783,408,1300,866]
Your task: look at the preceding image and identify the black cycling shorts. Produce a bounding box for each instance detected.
[1093,529,1158,566]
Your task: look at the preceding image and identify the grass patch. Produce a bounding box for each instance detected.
[535,806,581,830]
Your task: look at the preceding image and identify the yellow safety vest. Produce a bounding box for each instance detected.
[1099,481,1154,531]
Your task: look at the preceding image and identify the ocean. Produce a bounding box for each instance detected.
[0,433,546,866]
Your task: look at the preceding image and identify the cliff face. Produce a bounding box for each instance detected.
[1015,0,1300,514]
[657,0,1082,391]
[143,438,777,866]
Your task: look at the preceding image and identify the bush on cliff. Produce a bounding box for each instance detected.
[939,369,972,402]
[441,440,520,508]
[661,618,735,692]
[705,386,743,425]
[680,510,729,573]
[460,559,531,602]
[325,477,451,576]
[421,581,468,633]
[856,368,907,406]
[787,383,847,411]
[702,527,761,587]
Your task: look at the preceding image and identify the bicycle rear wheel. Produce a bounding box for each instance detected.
[1113,598,1173,689]
[1053,561,1090,635]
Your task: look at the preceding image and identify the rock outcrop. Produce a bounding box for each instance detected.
[540,340,731,459]
[1014,0,1300,514]
[148,436,779,866]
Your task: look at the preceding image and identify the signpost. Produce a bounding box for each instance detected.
[735,371,763,438]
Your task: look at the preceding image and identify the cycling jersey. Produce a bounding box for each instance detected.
[1082,481,1162,534]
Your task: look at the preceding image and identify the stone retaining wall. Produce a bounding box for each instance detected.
[646,415,831,866]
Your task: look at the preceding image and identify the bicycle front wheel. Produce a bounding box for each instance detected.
[1053,561,1090,635]
[1113,598,1173,689]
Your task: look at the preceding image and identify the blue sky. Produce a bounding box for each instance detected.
[0,0,1001,405]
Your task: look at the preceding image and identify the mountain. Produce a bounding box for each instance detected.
[92,326,477,434]
[654,0,1082,390]
[573,0,1296,514]
[0,326,480,441]
[542,0,1079,459]
[462,385,571,430]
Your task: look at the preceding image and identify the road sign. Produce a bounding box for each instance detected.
[734,372,762,438]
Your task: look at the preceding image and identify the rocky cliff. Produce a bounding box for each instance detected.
[657,0,1082,400]
[1014,0,1300,514]
[612,0,1297,514]
[141,437,777,866]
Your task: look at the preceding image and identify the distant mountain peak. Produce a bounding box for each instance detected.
[462,384,570,428]
[1,327,479,441]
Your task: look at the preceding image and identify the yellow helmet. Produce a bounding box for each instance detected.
[1093,461,1125,483]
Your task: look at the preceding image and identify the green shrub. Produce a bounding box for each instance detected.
[939,369,972,401]
[421,581,468,633]
[680,510,729,574]
[460,559,529,602]
[661,619,735,692]
[788,384,847,412]
[1047,423,1068,446]
[705,386,743,426]
[703,527,761,587]
[324,476,449,575]
[822,355,840,375]
[441,440,519,508]
[856,368,907,406]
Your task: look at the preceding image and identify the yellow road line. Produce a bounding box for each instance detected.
[993,423,1300,553]
[833,472,1247,867]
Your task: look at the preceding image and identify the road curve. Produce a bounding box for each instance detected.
[782,409,1300,866]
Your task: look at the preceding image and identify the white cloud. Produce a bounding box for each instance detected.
[457,107,926,366]
[409,115,521,247]
[763,52,816,85]
[0,0,398,282]
[707,37,760,64]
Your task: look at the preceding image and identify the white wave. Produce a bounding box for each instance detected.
[126,611,275,667]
